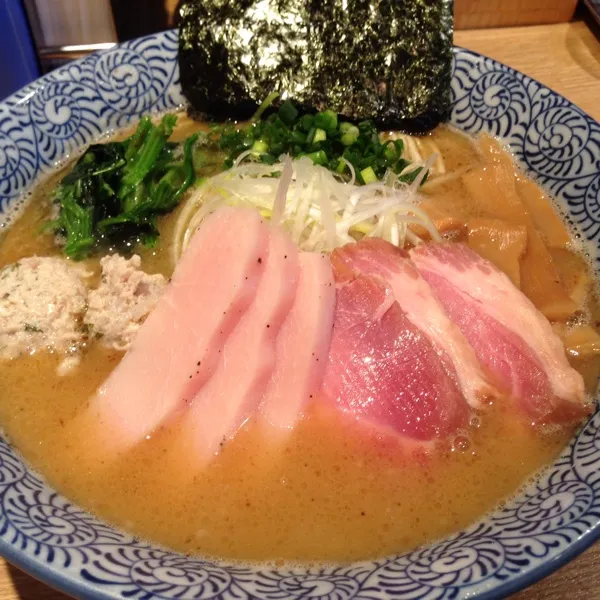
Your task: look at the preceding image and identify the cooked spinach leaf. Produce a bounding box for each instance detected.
[48,115,199,260]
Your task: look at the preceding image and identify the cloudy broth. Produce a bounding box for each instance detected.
[0,119,596,562]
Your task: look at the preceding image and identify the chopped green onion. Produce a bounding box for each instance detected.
[260,153,277,165]
[208,99,426,186]
[291,130,307,144]
[299,114,315,132]
[341,125,359,146]
[398,166,425,184]
[252,139,269,154]
[313,128,327,144]
[252,91,280,121]
[383,141,397,161]
[315,109,338,133]
[394,158,410,174]
[360,166,378,184]
[279,99,299,125]
[308,150,328,165]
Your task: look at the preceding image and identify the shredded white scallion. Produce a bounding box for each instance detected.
[271,155,293,227]
[172,154,441,264]
[340,157,356,186]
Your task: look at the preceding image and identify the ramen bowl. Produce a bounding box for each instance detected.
[0,30,600,600]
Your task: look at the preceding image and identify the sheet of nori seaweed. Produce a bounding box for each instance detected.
[178,0,453,134]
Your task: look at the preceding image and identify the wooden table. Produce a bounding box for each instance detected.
[2,18,600,600]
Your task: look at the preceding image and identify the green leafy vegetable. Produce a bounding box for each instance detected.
[48,114,199,260]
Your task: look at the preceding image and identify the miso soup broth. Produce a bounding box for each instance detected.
[0,115,596,563]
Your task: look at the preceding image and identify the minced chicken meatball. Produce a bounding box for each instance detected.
[0,257,88,367]
[84,254,166,351]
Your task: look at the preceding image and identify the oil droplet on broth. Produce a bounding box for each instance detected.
[451,433,471,452]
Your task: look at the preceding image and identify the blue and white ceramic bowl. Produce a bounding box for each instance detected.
[1,30,600,600]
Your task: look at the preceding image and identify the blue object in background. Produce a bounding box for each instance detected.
[0,0,40,100]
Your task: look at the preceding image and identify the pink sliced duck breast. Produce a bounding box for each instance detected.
[260,252,336,431]
[331,239,498,409]
[85,206,270,451]
[322,271,471,442]
[174,227,300,462]
[411,242,588,423]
